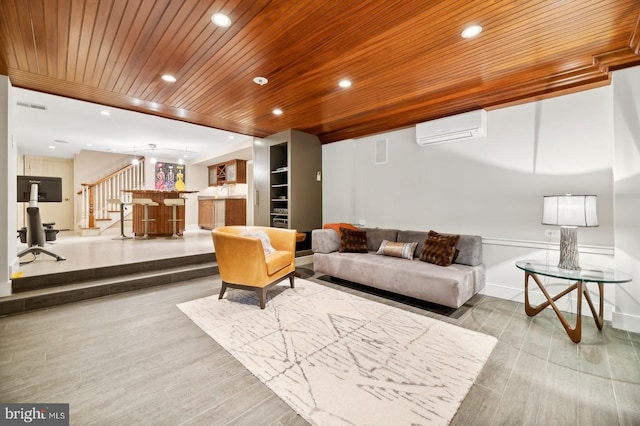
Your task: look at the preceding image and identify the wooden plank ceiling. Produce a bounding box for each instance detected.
[1,0,639,144]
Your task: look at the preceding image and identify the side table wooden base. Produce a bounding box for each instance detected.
[524,271,604,343]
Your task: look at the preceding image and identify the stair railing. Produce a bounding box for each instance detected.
[78,157,145,229]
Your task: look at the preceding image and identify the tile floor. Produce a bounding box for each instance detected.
[2,231,640,425]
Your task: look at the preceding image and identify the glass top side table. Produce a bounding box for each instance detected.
[515,260,632,343]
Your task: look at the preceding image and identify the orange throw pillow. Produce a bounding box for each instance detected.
[324,222,358,238]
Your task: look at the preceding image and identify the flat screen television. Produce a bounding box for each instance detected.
[17,175,63,203]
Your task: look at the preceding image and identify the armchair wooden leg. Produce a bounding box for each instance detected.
[289,273,295,288]
[219,282,227,300]
[257,288,267,309]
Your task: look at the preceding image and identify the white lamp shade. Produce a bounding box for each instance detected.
[542,195,598,227]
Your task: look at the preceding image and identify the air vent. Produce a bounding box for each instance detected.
[16,101,48,110]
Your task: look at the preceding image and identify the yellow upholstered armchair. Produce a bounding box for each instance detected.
[211,226,297,309]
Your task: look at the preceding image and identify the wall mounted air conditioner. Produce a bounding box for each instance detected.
[416,109,487,146]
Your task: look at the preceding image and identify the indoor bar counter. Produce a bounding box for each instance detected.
[122,190,196,237]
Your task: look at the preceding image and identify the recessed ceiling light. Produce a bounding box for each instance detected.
[211,13,231,27]
[86,143,93,147]
[161,74,177,82]
[178,158,184,165]
[253,76,268,86]
[228,136,234,139]
[338,79,352,88]
[48,145,55,149]
[461,25,483,39]
[273,108,283,116]
[100,110,110,116]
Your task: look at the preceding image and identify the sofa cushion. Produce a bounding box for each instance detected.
[376,240,418,260]
[339,228,368,253]
[323,222,358,237]
[398,230,482,266]
[455,234,483,266]
[359,227,400,251]
[313,251,486,308]
[312,229,341,253]
[419,230,460,266]
[397,230,429,259]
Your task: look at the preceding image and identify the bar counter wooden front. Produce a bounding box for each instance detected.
[122,190,196,237]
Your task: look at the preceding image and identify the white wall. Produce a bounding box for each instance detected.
[73,150,213,230]
[143,159,210,230]
[0,76,17,296]
[323,83,628,324]
[612,66,640,332]
[325,86,614,243]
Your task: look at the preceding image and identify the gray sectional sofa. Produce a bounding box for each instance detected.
[312,227,485,308]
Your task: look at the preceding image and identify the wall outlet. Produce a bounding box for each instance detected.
[544,229,560,238]
[358,219,366,226]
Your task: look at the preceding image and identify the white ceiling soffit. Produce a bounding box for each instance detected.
[12,88,252,166]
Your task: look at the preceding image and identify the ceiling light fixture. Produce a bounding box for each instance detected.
[178,158,184,165]
[211,13,231,27]
[338,79,352,88]
[149,143,157,164]
[132,147,139,165]
[161,74,177,82]
[461,25,483,39]
[100,110,110,116]
[273,108,283,116]
[48,145,55,149]
[253,76,268,86]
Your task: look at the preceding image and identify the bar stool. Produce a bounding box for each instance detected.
[108,198,132,240]
[132,198,159,239]
[164,198,185,239]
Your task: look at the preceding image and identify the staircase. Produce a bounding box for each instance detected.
[1,253,218,316]
[78,157,145,234]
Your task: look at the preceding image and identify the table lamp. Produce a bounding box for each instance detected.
[542,194,598,270]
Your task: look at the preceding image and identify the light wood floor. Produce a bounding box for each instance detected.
[1,266,639,425]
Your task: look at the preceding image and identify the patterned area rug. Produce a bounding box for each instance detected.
[177,279,497,425]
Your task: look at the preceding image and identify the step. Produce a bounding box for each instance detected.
[12,252,215,292]
[1,261,218,316]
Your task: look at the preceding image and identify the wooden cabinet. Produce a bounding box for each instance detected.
[198,198,246,229]
[198,199,214,229]
[207,159,247,186]
[254,129,322,234]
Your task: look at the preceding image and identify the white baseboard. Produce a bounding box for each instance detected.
[295,255,313,266]
[612,311,640,334]
[0,281,11,297]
